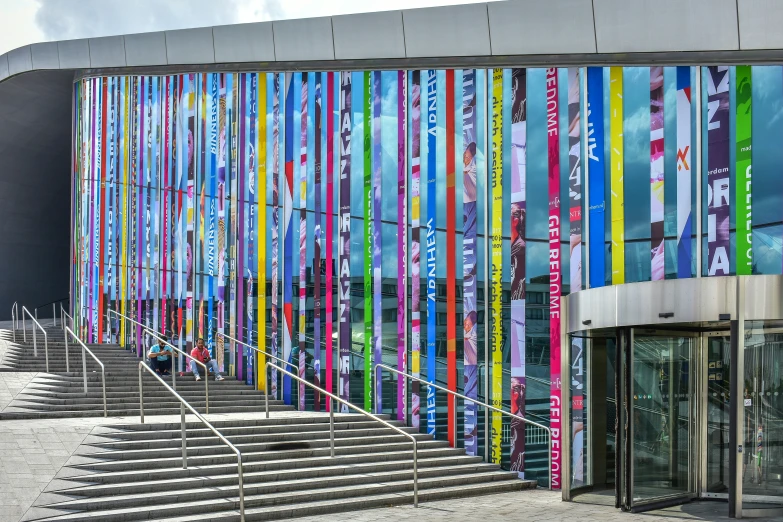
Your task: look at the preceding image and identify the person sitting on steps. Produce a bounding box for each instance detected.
[190,338,224,381]
[148,335,174,376]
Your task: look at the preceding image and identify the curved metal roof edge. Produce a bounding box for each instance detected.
[2,0,783,85]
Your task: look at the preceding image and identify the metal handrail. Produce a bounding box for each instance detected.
[21,306,48,372]
[60,304,73,333]
[217,331,297,372]
[11,302,18,342]
[138,361,245,521]
[34,297,68,327]
[64,326,107,417]
[107,308,213,413]
[142,327,209,413]
[265,362,419,507]
[375,363,553,490]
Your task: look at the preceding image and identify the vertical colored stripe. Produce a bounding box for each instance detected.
[325,71,335,408]
[706,66,731,276]
[587,68,605,289]
[650,67,665,281]
[425,70,438,437]
[567,68,582,291]
[338,72,352,412]
[736,65,752,276]
[283,73,294,403]
[676,67,692,279]
[410,70,422,429]
[298,73,308,408]
[446,68,456,448]
[397,70,408,422]
[363,70,373,412]
[372,71,383,414]
[510,68,527,476]
[271,74,280,398]
[490,68,503,463]
[462,69,478,455]
[313,71,323,410]
[546,67,562,490]
[610,67,624,285]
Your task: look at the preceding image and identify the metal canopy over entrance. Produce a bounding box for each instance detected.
[563,276,783,518]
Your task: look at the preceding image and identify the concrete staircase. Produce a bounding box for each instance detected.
[0,327,291,419]
[25,415,534,521]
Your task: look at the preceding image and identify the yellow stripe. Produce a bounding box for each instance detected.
[120,77,130,343]
[610,67,625,285]
[490,68,504,464]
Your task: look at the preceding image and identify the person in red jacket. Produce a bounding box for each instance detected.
[190,338,224,382]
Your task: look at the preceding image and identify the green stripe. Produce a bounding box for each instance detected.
[736,65,752,275]
[363,71,373,411]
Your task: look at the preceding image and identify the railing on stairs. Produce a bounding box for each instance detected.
[60,304,73,333]
[64,326,107,417]
[21,305,49,372]
[138,361,245,521]
[265,362,420,508]
[375,363,553,491]
[11,302,18,342]
[106,308,211,414]
[143,327,210,413]
[34,296,68,327]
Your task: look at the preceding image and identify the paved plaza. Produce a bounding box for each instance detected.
[296,490,783,521]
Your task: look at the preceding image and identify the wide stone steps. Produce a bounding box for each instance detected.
[26,415,533,521]
[0,336,294,419]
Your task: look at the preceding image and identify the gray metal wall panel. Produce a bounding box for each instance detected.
[165,27,215,65]
[7,46,33,76]
[403,4,491,58]
[213,22,276,63]
[332,11,406,60]
[594,0,739,53]
[273,17,335,62]
[124,32,167,67]
[488,0,596,55]
[57,39,91,69]
[30,43,60,70]
[89,36,126,68]
[0,55,8,81]
[0,71,74,317]
[737,0,783,50]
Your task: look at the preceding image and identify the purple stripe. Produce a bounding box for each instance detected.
[396,70,407,421]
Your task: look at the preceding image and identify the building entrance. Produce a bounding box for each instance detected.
[566,323,783,517]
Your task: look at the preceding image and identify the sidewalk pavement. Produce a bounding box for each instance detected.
[294,489,783,521]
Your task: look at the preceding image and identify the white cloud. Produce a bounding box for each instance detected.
[0,0,501,55]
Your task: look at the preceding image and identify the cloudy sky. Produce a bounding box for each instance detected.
[0,0,497,55]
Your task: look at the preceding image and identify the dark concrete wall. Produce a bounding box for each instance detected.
[0,71,74,319]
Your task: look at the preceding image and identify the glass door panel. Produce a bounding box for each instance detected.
[706,335,731,495]
[742,322,783,505]
[631,332,694,506]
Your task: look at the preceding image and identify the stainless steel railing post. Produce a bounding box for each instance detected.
[329,398,335,457]
[139,363,144,423]
[64,330,70,373]
[181,402,187,469]
[268,362,419,508]
[82,347,87,394]
[101,364,107,417]
[137,362,245,521]
[375,362,553,492]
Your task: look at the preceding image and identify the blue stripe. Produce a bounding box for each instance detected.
[425,69,437,437]
[587,67,605,289]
